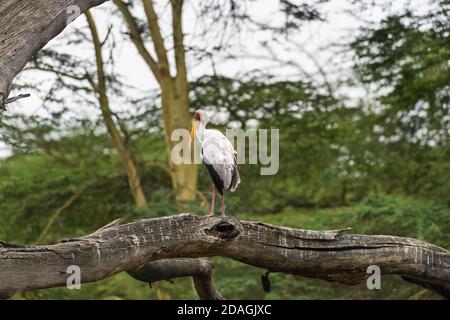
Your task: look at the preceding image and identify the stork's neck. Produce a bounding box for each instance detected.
[196,121,207,142]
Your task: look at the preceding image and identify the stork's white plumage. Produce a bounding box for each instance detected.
[191,110,240,216]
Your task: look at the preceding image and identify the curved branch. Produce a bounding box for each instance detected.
[128,258,224,300]
[33,184,92,245]
[0,214,449,299]
[0,0,110,107]
[112,0,161,83]
[142,0,170,69]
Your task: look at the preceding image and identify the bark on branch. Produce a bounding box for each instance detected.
[0,0,110,106]
[128,258,224,300]
[0,214,449,299]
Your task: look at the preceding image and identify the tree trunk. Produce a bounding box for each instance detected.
[161,79,197,202]
[85,11,146,207]
[1,214,448,299]
[169,0,197,202]
[113,0,198,202]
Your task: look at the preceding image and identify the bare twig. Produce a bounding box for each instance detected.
[33,173,123,245]
[1,93,31,110]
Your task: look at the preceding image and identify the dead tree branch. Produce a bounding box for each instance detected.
[128,258,224,300]
[0,214,448,299]
[0,0,110,107]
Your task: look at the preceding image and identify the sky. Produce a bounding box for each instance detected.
[0,0,431,158]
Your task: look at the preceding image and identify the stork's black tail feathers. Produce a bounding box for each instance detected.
[204,163,224,195]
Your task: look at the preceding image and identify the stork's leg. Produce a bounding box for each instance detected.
[209,184,215,216]
[221,190,225,216]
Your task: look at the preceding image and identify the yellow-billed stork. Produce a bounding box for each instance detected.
[191,110,240,216]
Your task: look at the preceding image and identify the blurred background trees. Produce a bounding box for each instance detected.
[0,0,448,299]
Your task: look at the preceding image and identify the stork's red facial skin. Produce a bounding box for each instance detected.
[194,112,201,121]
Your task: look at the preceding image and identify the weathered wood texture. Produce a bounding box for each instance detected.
[0,214,449,298]
[0,0,110,106]
[128,258,224,300]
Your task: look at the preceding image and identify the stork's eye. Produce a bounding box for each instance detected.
[194,112,201,121]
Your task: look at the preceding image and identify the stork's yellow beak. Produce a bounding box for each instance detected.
[190,121,196,144]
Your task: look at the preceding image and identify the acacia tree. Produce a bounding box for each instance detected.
[351,0,449,145]
[111,0,196,201]
[1,0,328,202]
[4,11,149,245]
[106,0,329,201]
[85,11,147,207]
[22,11,150,208]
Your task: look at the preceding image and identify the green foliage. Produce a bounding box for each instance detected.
[351,1,449,144]
[348,195,449,248]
